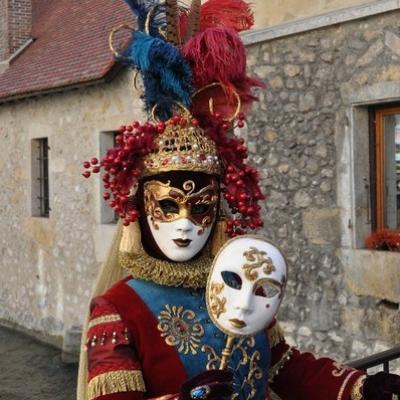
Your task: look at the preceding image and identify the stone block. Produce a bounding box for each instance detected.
[384,30,400,57]
[338,248,400,304]
[284,64,301,77]
[303,208,341,245]
[356,39,384,67]
[299,92,316,112]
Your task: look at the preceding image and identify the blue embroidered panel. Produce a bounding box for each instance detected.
[126,279,270,400]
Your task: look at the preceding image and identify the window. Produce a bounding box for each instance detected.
[31,138,50,217]
[99,131,119,224]
[371,105,400,231]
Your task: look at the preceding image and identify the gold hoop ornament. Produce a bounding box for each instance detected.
[150,102,191,122]
[192,82,242,123]
[108,24,135,58]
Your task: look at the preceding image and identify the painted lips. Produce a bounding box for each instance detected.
[229,319,247,329]
[173,239,192,247]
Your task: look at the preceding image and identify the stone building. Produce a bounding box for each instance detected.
[0,0,399,365]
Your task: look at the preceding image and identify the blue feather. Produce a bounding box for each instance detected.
[119,32,193,120]
[123,0,166,36]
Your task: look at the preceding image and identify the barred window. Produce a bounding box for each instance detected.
[31,138,50,217]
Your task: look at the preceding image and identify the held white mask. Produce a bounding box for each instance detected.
[206,235,288,336]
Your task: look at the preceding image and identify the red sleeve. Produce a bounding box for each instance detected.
[86,296,145,400]
[267,321,365,400]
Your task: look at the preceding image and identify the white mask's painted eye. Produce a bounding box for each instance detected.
[221,271,242,290]
[254,282,280,298]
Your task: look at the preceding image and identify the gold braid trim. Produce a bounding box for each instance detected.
[350,375,366,400]
[268,347,294,383]
[88,370,145,400]
[119,251,213,289]
[267,322,285,348]
[88,314,121,329]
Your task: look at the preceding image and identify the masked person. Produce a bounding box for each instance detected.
[77,1,400,399]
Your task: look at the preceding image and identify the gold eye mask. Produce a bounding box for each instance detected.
[144,179,219,230]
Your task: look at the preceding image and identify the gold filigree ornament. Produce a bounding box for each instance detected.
[242,246,276,281]
[157,305,205,355]
[208,282,227,319]
[144,179,218,231]
[201,336,263,400]
[142,104,221,177]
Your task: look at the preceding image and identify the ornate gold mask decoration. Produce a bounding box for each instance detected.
[242,247,276,281]
[144,179,219,231]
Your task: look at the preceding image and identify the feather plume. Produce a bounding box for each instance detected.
[183,27,246,89]
[165,0,180,44]
[120,32,192,120]
[179,0,254,36]
[200,0,254,32]
[183,26,264,119]
[123,0,166,36]
[183,0,201,42]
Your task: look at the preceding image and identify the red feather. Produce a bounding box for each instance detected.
[183,26,264,118]
[179,0,254,38]
[199,0,254,32]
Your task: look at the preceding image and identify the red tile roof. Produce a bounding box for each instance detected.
[0,0,133,101]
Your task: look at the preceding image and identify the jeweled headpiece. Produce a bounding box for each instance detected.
[83,0,265,236]
[142,114,221,177]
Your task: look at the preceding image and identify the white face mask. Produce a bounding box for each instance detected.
[143,179,218,262]
[147,216,213,262]
[207,236,287,336]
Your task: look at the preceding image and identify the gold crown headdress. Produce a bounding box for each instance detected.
[142,110,221,177]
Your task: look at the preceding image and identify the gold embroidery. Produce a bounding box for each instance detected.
[88,314,122,329]
[337,370,359,400]
[350,375,366,400]
[202,336,263,400]
[119,250,212,288]
[157,305,204,355]
[267,322,285,348]
[88,370,145,400]
[209,282,226,318]
[201,344,221,370]
[243,247,276,281]
[268,347,294,383]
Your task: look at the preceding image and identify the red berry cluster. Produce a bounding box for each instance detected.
[205,112,265,236]
[82,121,158,226]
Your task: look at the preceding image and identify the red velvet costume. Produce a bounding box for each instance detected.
[86,277,364,400]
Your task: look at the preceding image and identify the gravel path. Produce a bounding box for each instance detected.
[0,326,77,400]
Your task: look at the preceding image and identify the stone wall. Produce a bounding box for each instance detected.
[245,9,400,362]
[0,70,142,347]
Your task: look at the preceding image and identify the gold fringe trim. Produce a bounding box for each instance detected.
[267,321,285,348]
[119,221,142,254]
[350,375,366,400]
[88,314,122,330]
[88,370,145,400]
[119,251,212,289]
